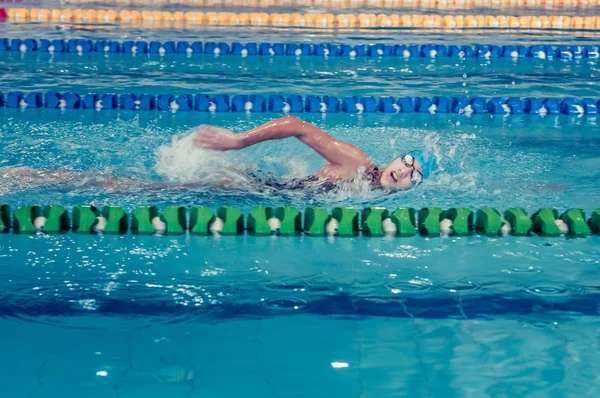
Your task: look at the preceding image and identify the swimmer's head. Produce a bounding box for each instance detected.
[379,151,436,190]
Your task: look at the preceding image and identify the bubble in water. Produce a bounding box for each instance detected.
[456,121,461,126]
[512,81,515,85]
[462,73,467,78]
[462,82,467,87]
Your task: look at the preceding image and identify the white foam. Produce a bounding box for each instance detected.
[154,130,252,187]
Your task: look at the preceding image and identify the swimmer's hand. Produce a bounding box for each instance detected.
[193,125,244,151]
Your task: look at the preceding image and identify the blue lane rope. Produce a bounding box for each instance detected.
[0,38,599,60]
[0,91,598,115]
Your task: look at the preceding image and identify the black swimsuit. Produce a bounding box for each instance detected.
[251,165,381,193]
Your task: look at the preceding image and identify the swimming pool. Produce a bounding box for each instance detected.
[1,5,600,397]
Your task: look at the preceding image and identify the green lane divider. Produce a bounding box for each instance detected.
[247,206,274,236]
[504,207,532,236]
[275,206,302,236]
[0,204,10,232]
[475,207,503,235]
[73,205,99,233]
[131,206,159,234]
[1,204,600,238]
[217,206,244,235]
[418,207,443,236]
[43,205,70,233]
[560,208,590,237]
[161,205,187,235]
[362,207,389,237]
[391,208,417,236]
[304,207,330,236]
[590,209,600,234]
[190,206,215,235]
[331,207,358,237]
[13,205,42,234]
[443,208,473,236]
[532,208,561,237]
[101,206,128,234]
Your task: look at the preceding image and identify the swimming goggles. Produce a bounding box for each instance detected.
[402,154,424,186]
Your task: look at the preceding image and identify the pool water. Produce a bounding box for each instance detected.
[1,12,600,398]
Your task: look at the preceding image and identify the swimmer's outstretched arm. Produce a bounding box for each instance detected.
[194,116,372,171]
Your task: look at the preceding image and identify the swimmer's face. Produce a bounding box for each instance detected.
[380,154,423,190]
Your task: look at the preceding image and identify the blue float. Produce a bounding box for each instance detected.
[542,98,560,114]
[378,97,398,113]
[232,95,266,112]
[23,92,42,108]
[122,41,149,53]
[45,92,62,108]
[204,42,230,55]
[414,97,433,113]
[581,98,598,114]
[82,94,100,109]
[397,97,414,112]
[560,98,581,115]
[175,94,193,111]
[157,94,175,111]
[120,94,138,110]
[94,40,121,53]
[583,46,599,59]
[523,98,541,114]
[506,98,524,114]
[191,42,203,54]
[0,38,8,51]
[100,94,118,110]
[176,41,191,54]
[6,92,24,108]
[67,39,93,53]
[367,44,392,57]
[194,94,211,111]
[486,97,505,114]
[40,39,64,52]
[433,96,450,113]
[139,94,156,110]
[212,94,230,111]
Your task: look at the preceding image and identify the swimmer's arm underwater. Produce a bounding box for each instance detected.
[194,116,373,173]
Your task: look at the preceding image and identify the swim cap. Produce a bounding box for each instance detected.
[408,150,438,179]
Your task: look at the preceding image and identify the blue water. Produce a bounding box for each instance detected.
[1,13,600,398]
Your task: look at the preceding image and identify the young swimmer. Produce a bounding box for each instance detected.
[193,115,437,192]
[0,116,437,194]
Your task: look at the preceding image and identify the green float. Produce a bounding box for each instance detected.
[131,206,159,235]
[274,207,302,236]
[590,209,600,234]
[503,208,532,236]
[0,205,10,232]
[361,207,389,237]
[560,208,590,236]
[304,207,330,236]
[160,206,187,235]
[390,208,416,236]
[72,205,99,234]
[217,206,244,235]
[100,206,128,234]
[443,208,473,236]
[190,206,215,235]
[475,207,503,235]
[532,208,561,237]
[418,207,443,236]
[331,207,358,237]
[247,206,274,236]
[13,205,42,234]
[42,205,70,233]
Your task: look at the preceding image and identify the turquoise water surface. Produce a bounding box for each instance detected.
[1,16,600,398]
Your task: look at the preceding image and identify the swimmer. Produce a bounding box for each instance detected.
[193,116,436,192]
[0,116,436,194]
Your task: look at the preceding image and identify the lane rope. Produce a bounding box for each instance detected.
[59,0,600,10]
[1,205,598,237]
[1,91,598,116]
[1,38,599,62]
[3,8,600,29]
